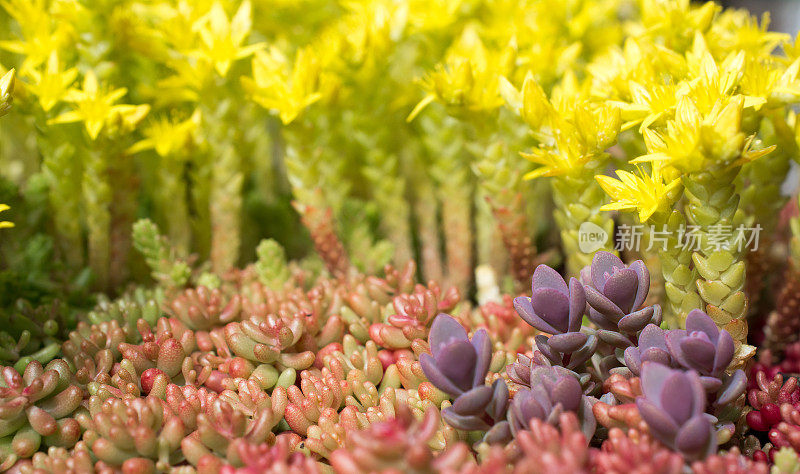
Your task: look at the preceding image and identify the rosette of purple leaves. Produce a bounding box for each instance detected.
[421,314,511,443]
[636,362,716,460]
[582,252,662,348]
[623,324,672,376]
[514,265,597,371]
[508,366,596,439]
[664,309,746,405]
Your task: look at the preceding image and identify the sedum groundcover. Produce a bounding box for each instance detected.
[1,0,800,472]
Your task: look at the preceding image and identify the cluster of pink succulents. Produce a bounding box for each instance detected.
[2,249,788,472]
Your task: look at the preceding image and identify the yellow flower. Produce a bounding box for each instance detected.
[0,68,15,117]
[192,0,264,77]
[23,52,77,113]
[0,0,74,73]
[128,110,200,157]
[513,75,621,179]
[0,204,13,229]
[242,46,333,125]
[596,165,682,222]
[48,71,150,140]
[707,10,788,59]
[632,95,773,173]
[739,56,800,109]
[408,27,512,121]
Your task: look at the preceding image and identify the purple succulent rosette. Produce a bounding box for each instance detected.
[623,323,673,376]
[665,309,746,403]
[421,314,511,443]
[514,265,597,371]
[420,314,491,397]
[442,378,512,443]
[508,366,596,439]
[582,251,662,348]
[636,362,716,460]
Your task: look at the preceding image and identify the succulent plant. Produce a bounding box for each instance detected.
[218,434,319,474]
[746,371,800,432]
[511,412,592,474]
[582,252,662,348]
[635,362,715,460]
[508,366,596,439]
[690,447,768,474]
[369,283,460,349]
[420,314,491,397]
[593,427,684,474]
[514,265,597,370]
[665,309,744,397]
[223,311,314,370]
[0,361,82,468]
[166,286,241,332]
[329,406,474,473]
[623,324,673,376]
[83,395,186,469]
[181,396,285,468]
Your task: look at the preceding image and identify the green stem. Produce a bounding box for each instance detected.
[550,172,615,276]
[683,167,748,343]
[204,98,243,273]
[83,147,111,291]
[650,209,700,328]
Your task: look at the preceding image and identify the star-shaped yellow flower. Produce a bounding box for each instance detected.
[596,165,682,222]
[128,110,201,157]
[192,0,264,77]
[48,71,149,140]
[23,52,77,113]
[242,47,333,125]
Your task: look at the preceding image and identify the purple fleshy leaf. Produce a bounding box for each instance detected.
[674,415,714,459]
[602,268,639,314]
[487,379,510,421]
[442,407,491,431]
[641,347,671,366]
[685,310,719,341]
[636,397,680,440]
[531,288,570,333]
[715,370,746,406]
[679,336,716,373]
[712,331,735,374]
[429,314,469,357]
[535,334,560,364]
[629,260,650,310]
[567,278,586,332]
[699,375,723,393]
[514,296,559,334]
[470,328,492,387]
[618,306,655,333]
[547,332,588,353]
[590,251,625,291]
[420,353,463,396]
[638,324,668,350]
[597,329,633,348]
[551,376,582,412]
[584,286,625,320]
[436,340,477,392]
[483,421,512,444]
[624,347,643,375]
[452,385,493,416]
[533,264,568,295]
[665,330,690,367]
[660,373,693,424]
